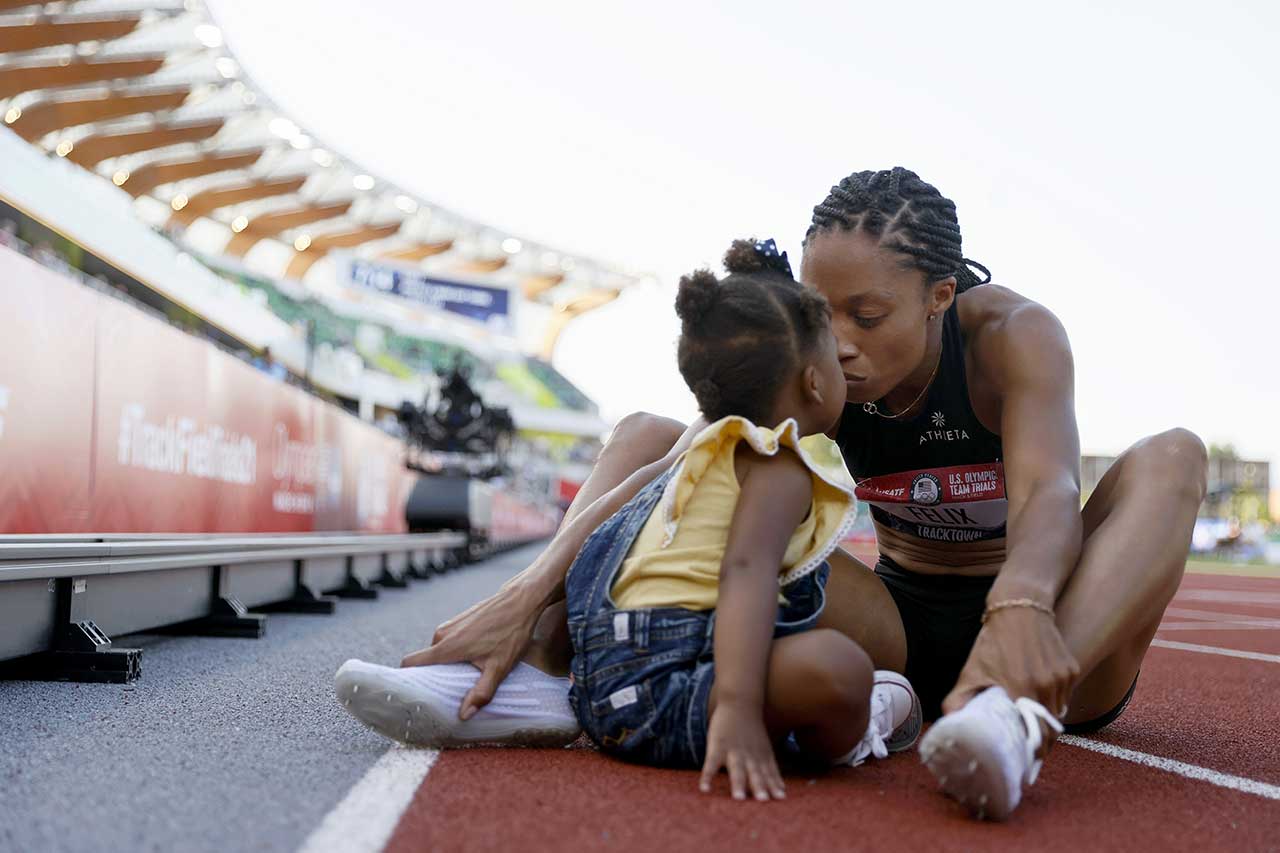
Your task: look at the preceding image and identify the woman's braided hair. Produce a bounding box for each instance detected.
[676,239,831,425]
[805,167,992,293]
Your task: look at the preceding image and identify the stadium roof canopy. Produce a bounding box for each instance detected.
[0,0,637,310]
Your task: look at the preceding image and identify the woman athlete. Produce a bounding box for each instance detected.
[348,167,1208,820]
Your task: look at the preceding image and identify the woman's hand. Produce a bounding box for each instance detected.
[942,607,1080,719]
[399,576,546,720]
[698,701,786,802]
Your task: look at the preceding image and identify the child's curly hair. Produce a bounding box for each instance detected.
[675,239,832,425]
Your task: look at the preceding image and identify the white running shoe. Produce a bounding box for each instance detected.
[334,659,581,748]
[847,670,923,765]
[918,685,1064,820]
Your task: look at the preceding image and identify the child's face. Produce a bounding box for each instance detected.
[812,318,847,433]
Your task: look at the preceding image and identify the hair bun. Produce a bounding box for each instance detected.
[674,269,719,327]
[723,237,793,278]
[721,239,768,275]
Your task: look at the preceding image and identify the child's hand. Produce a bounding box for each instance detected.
[698,701,785,801]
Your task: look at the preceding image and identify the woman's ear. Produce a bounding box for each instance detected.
[930,277,957,316]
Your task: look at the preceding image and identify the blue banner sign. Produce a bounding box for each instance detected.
[347,258,512,332]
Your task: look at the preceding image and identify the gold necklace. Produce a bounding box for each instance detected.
[862,347,942,420]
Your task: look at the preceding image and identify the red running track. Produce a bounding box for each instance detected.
[371,569,1280,852]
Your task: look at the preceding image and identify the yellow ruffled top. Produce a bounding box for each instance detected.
[610,415,858,611]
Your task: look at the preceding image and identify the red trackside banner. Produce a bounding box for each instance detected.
[0,247,430,534]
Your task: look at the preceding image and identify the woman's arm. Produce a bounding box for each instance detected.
[943,303,1082,715]
[699,448,813,800]
[401,416,708,719]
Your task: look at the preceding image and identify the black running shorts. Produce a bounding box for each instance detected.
[874,554,1137,732]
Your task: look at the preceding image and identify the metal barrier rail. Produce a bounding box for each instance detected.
[0,534,464,580]
[0,531,474,684]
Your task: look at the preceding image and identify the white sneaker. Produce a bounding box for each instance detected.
[847,670,923,765]
[334,659,581,748]
[918,685,1063,820]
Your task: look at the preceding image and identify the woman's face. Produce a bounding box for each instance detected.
[800,229,946,405]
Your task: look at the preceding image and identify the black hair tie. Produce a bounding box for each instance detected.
[754,238,794,278]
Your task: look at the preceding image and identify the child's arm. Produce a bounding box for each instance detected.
[699,447,813,801]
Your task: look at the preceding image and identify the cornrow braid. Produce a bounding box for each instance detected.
[675,239,832,425]
[805,167,992,292]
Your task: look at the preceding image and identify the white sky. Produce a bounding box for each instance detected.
[208,0,1280,472]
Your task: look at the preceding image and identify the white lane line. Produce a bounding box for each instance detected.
[1178,590,1280,606]
[1159,623,1279,632]
[1060,736,1280,801]
[298,746,439,853]
[1163,606,1280,627]
[1151,638,1280,664]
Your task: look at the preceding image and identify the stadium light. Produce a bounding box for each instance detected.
[55,140,74,157]
[293,234,312,251]
[269,117,300,140]
[395,195,418,214]
[4,107,20,124]
[171,194,189,211]
[194,24,223,48]
[231,215,248,233]
[502,238,522,254]
[352,174,375,191]
[290,134,313,150]
[112,170,130,186]
[215,58,239,79]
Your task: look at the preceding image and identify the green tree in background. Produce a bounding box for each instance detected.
[1207,443,1270,523]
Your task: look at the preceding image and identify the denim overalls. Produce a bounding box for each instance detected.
[566,466,830,768]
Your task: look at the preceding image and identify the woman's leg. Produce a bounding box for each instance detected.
[521,412,689,675]
[560,413,688,526]
[811,427,1205,726]
[908,430,1204,821]
[815,549,909,674]
[1054,428,1208,724]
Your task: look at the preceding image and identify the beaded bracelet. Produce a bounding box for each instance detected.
[981,597,1055,624]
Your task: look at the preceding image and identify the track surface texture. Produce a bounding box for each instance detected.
[3,550,1278,852]
[0,545,544,853]
[387,567,1280,853]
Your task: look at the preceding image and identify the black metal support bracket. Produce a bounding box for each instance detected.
[259,560,338,614]
[376,554,409,588]
[404,557,434,581]
[173,595,267,638]
[333,556,378,599]
[157,567,266,638]
[0,577,142,683]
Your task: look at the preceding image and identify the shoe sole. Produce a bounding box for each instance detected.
[919,714,1018,821]
[334,664,581,749]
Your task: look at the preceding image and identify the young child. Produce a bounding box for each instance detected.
[563,239,920,800]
